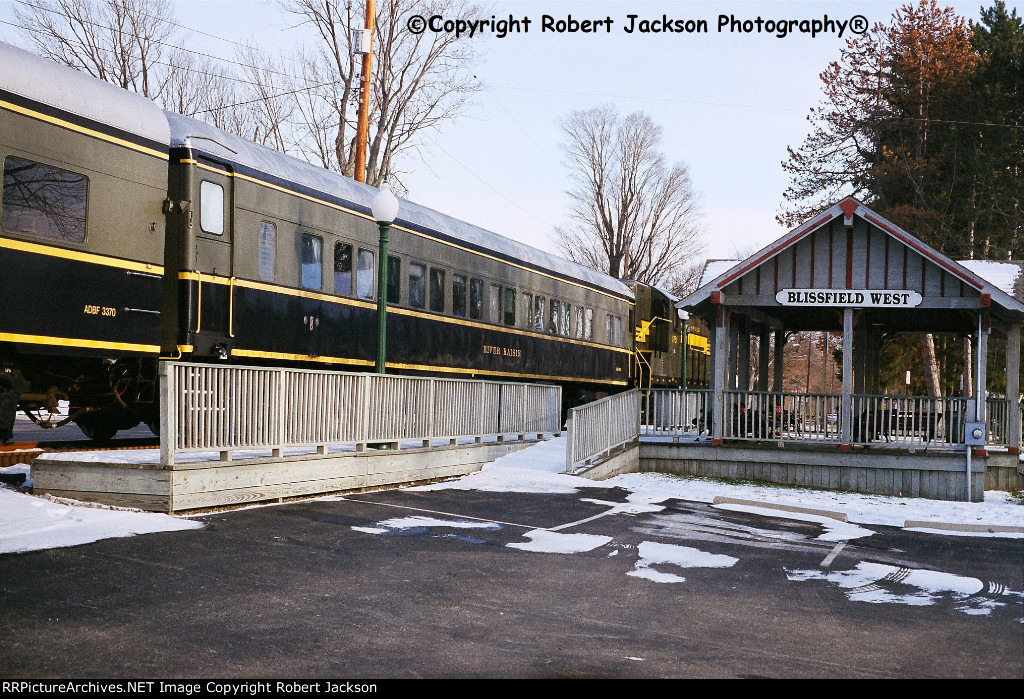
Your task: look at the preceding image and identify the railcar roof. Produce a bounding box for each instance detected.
[0,42,170,147]
[164,111,632,300]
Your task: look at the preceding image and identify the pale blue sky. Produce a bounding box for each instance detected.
[0,0,1010,264]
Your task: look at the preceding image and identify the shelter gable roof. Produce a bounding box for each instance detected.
[679,198,1024,317]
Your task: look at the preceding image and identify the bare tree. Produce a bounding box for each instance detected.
[161,49,247,125]
[13,0,176,99]
[665,260,705,299]
[283,0,484,186]
[235,46,295,151]
[556,105,704,288]
[290,45,345,171]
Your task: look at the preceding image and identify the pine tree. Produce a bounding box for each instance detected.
[779,1,1023,397]
[966,2,1024,260]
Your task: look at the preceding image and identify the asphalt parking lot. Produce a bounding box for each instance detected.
[1,482,1021,679]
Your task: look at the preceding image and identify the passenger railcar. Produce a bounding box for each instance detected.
[0,43,169,440]
[0,42,637,441]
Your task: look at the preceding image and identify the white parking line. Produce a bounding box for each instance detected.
[548,509,618,532]
[340,496,538,530]
[820,542,846,567]
[343,495,628,534]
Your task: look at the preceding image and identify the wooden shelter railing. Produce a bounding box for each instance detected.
[638,388,1019,449]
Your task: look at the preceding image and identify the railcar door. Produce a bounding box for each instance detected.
[298,229,326,359]
[190,158,234,358]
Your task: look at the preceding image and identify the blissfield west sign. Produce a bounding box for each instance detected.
[776,289,923,308]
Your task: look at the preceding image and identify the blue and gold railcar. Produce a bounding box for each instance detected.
[0,41,635,441]
[163,112,634,401]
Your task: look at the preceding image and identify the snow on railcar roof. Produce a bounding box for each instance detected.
[0,42,169,147]
[164,111,631,299]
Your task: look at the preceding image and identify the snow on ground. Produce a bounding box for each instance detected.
[628,541,739,584]
[0,465,201,555]
[1,435,1022,557]
[507,530,613,554]
[413,436,1024,535]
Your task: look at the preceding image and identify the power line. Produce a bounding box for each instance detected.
[192,78,345,115]
[492,84,1024,131]
[10,0,300,82]
[420,132,557,231]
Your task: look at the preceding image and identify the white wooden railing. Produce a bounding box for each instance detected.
[639,389,1017,449]
[986,398,1010,446]
[641,388,710,439]
[850,394,967,446]
[159,362,561,465]
[565,389,641,473]
[722,390,843,442]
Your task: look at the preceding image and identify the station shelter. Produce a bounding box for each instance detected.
[678,197,1024,453]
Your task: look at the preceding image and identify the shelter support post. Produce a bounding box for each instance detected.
[840,308,854,447]
[976,313,989,425]
[737,315,750,391]
[757,324,770,392]
[773,328,785,392]
[869,325,883,394]
[853,324,869,394]
[1007,323,1021,451]
[741,323,749,392]
[712,306,729,444]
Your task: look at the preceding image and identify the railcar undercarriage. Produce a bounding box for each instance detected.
[0,352,158,442]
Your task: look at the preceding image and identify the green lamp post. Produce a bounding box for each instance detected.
[371,180,399,374]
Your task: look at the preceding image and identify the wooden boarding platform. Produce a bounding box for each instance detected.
[32,438,538,513]
[570,437,996,502]
[639,441,987,501]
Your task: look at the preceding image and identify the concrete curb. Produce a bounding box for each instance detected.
[903,520,1024,534]
[711,496,849,522]
[708,498,1022,534]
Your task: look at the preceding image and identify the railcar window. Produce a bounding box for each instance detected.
[430,268,446,312]
[258,222,276,281]
[584,308,593,341]
[605,314,613,345]
[387,256,400,304]
[469,278,483,319]
[548,300,560,334]
[334,242,353,295]
[489,283,501,324]
[300,233,322,290]
[200,180,224,235]
[2,156,88,243]
[533,296,545,331]
[453,275,467,317]
[521,292,532,329]
[560,301,571,336]
[409,263,426,309]
[575,307,584,339]
[503,287,516,326]
[614,316,623,347]
[356,248,374,299]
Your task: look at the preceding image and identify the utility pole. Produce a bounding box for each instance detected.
[354,0,376,183]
